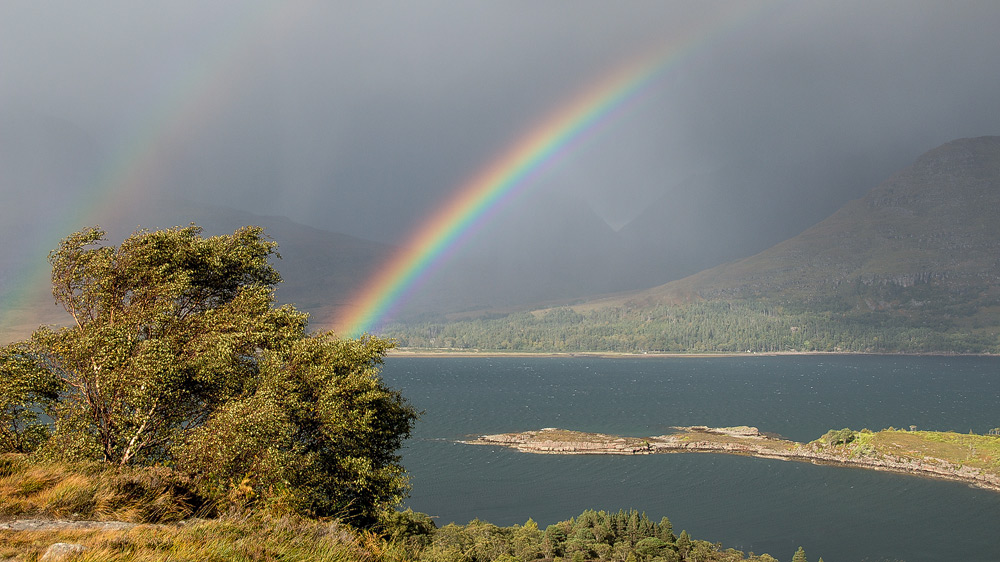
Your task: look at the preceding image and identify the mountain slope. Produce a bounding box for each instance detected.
[615,161,862,289]
[638,136,1000,309]
[386,137,1000,353]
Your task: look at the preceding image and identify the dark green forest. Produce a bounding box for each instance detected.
[384,297,999,354]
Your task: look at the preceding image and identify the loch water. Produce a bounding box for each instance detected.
[381,355,1000,562]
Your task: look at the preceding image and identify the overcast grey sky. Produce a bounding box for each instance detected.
[3,0,1000,312]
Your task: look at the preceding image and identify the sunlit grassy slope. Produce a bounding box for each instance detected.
[0,454,402,561]
[871,429,1000,472]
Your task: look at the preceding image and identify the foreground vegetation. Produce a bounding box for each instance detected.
[0,512,400,562]
[1,226,417,525]
[0,454,811,561]
[0,513,813,562]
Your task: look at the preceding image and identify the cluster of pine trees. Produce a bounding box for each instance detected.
[384,508,818,562]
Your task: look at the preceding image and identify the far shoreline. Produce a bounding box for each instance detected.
[387,348,997,359]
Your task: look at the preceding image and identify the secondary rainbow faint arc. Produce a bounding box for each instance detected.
[339,2,775,337]
[0,2,313,335]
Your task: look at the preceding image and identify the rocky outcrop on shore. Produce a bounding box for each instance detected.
[673,425,762,438]
[474,430,654,454]
[468,426,1000,493]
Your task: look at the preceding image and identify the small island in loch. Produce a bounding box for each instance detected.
[467,426,1000,492]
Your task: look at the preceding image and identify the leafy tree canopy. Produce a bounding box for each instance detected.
[0,225,417,524]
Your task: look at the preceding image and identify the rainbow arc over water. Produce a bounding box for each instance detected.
[338,2,776,337]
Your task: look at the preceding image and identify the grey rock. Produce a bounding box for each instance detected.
[0,520,135,531]
[39,543,86,562]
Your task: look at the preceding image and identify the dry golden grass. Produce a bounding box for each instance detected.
[0,455,411,562]
[0,454,202,523]
[0,516,411,562]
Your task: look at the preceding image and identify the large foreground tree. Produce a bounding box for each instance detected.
[0,225,417,523]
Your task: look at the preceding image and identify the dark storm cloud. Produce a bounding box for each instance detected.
[3,0,1000,310]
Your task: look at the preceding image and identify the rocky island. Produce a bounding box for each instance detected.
[467,426,1000,492]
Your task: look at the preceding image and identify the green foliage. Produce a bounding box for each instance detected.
[381,508,437,548]
[820,428,856,446]
[676,530,692,557]
[791,546,808,562]
[19,225,300,465]
[388,508,792,562]
[635,536,671,558]
[1,225,417,524]
[0,344,62,453]
[174,334,415,523]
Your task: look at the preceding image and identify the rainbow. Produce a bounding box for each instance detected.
[339,2,778,337]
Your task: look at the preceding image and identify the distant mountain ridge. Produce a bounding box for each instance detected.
[634,136,1000,307]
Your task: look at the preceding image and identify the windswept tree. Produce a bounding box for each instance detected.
[0,225,417,523]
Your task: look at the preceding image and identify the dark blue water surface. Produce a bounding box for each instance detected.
[381,355,1000,562]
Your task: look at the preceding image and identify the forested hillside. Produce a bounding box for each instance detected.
[384,300,995,353]
[386,137,1000,354]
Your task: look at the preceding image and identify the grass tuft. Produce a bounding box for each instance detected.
[0,454,206,523]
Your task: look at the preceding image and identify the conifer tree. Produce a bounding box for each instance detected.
[658,515,675,542]
[677,530,692,557]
